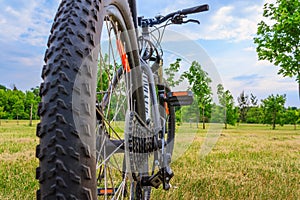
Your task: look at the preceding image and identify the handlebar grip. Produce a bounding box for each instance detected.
[181,4,209,15]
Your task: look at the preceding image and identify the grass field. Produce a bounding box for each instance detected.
[0,120,299,199]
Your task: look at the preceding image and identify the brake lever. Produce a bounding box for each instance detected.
[171,14,186,24]
[171,14,200,25]
[182,19,200,24]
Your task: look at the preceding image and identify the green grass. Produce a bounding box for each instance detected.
[0,121,299,199]
[0,120,38,200]
[152,123,300,200]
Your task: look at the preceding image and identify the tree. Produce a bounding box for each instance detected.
[250,93,258,106]
[182,61,212,129]
[210,103,223,123]
[0,89,8,118]
[30,86,41,120]
[180,100,199,124]
[246,106,263,124]
[0,84,7,91]
[175,107,182,125]
[217,84,238,129]
[237,91,250,123]
[285,107,300,130]
[254,0,300,96]
[0,106,5,125]
[246,93,262,124]
[261,94,286,129]
[0,86,41,121]
[12,99,25,124]
[25,91,35,126]
[164,58,184,87]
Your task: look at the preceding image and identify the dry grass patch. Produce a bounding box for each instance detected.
[0,122,299,199]
[152,124,300,200]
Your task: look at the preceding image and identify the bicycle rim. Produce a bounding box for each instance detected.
[96,3,150,200]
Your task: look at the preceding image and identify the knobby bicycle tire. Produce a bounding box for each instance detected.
[36,0,146,199]
[36,0,177,199]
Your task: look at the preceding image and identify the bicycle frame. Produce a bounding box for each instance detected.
[37,0,208,198]
[128,0,138,28]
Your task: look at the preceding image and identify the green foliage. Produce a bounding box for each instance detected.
[0,106,5,125]
[182,61,212,129]
[97,54,113,101]
[12,99,25,120]
[180,100,199,123]
[254,0,300,92]
[237,91,250,123]
[250,93,258,106]
[246,106,263,124]
[164,58,184,87]
[284,107,300,129]
[0,86,40,120]
[217,84,238,128]
[175,107,182,125]
[210,103,224,123]
[261,94,286,129]
[0,84,7,90]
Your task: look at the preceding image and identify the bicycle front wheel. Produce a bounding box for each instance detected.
[36,0,146,199]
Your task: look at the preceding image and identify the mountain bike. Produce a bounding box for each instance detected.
[36,0,209,199]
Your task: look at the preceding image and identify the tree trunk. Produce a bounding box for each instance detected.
[272,111,276,130]
[298,79,300,100]
[29,103,33,126]
[196,113,199,129]
[202,107,205,129]
[224,106,227,129]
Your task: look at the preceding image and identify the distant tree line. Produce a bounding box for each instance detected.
[0,85,40,124]
[2,55,299,130]
[165,60,300,130]
[235,92,299,130]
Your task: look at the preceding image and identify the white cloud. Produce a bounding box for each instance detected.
[222,73,297,105]
[244,46,256,52]
[5,6,21,16]
[201,4,262,41]
[161,0,203,14]
[161,1,270,42]
[0,0,59,46]
[255,59,272,67]
[0,18,6,24]
[18,56,44,68]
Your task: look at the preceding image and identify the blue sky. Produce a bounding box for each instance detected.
[0,0,299,107]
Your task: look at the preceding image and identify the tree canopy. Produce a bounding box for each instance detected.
[182,61,212,129]
[164,58,183,87]
[237,91,250,123]
[0,85,40,121]
[254,0,300,96]
[217,84,237,129]
[261,94,286,129]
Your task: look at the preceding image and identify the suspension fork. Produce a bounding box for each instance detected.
[128,0,138,28]
[140,26,163,129]
[141,62,162,134]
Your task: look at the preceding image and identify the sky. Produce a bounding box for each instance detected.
[0,0,299,107]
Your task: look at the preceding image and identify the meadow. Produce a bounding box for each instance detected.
[0,120,299,199]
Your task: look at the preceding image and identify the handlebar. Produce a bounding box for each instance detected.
[138,4,209,27]
[181,4,209,15]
